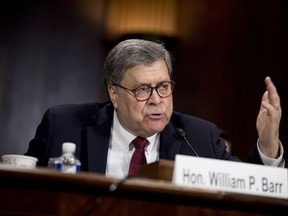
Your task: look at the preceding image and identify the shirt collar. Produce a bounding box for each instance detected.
[112,110,158,152]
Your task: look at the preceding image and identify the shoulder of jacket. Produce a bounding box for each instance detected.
[171,111,211,125]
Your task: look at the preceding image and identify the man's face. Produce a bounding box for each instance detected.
[108,59,173,138]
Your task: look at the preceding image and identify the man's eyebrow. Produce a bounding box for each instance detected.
[139,80,171,86]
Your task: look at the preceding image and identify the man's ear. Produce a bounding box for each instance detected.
[108,84,118,109]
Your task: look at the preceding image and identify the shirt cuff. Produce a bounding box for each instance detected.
[257,139,285,167]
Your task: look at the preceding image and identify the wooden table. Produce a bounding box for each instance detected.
[0,165,287,215]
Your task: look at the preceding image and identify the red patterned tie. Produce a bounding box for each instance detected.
[128,137,148,177]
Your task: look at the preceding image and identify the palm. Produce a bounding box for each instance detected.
[256,77,281,157]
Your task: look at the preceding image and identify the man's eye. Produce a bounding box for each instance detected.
[136,86,151,92]
[159,83,169,90]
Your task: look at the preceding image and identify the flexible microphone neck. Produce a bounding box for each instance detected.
[176,128,199,157]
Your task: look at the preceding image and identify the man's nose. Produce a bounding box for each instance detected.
[147,88,161,104]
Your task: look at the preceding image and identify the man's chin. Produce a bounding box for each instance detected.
[137,121,168,137]
[146,126,166,136]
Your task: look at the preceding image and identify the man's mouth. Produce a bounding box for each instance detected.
[147,113,164,119]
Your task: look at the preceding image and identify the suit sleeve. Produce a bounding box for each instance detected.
[25,108,53,167]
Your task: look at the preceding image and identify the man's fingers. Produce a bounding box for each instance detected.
[259,91,268,111]
[264,76,281,110]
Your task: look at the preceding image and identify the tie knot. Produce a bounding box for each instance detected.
[132,137,148,149]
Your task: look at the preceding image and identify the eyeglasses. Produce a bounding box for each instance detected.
[113,81,175,102]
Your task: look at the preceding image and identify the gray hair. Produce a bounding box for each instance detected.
[103,39,172,88]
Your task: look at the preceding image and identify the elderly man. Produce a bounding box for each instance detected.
[25,39,284,178]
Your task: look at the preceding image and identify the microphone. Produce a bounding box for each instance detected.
[176,128,199,157]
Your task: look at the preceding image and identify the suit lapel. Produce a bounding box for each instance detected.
[160,123,182,160]
[85,104,182,172]
[86,103,114,173]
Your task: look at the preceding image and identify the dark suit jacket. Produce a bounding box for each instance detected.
[26,102,262,174]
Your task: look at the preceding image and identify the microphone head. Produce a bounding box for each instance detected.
[176,128,186,137]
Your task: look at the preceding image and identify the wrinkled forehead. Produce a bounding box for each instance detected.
[121,59,170,84]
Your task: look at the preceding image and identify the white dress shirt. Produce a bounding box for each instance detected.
[257,139,285,167]
[106,110,285,179]
[106,111,160,179]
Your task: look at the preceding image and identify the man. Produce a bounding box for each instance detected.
[25,39,284,179]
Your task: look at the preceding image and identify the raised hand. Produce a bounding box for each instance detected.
[256,76,282,158]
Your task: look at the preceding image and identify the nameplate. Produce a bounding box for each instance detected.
[172,155,288,199]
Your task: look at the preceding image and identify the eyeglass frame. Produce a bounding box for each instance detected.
[112,80,175,102]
